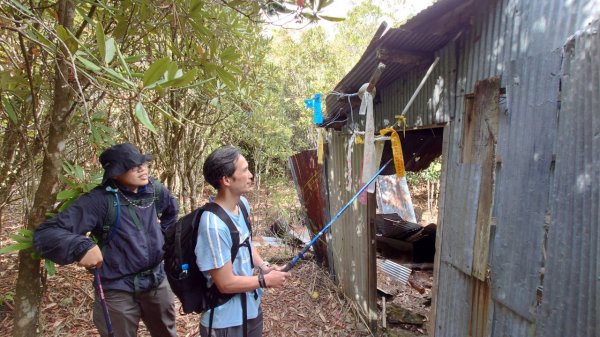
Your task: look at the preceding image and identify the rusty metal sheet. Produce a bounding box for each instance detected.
[288,149,328,267]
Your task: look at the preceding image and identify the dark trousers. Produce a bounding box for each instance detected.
[200,310,263,337]
[93,279,177,337]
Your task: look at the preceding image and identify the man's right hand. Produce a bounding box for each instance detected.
[77,245,103,269]
[264,270,291,288]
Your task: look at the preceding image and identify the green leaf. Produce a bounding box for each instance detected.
[225,63,242,75]
[214,67,237,88]
[27,27,54,51]
[318,15,345,22]
[2,97,18,124]
[302,12,318,21]
[44,259,56,276]
[10,233,31,244]
[190,22,213,42]
[124,54,144,63]
[190,0,205,17]
[58,199,75,212]
[319,0,334,10]
[143,57,171,87]
[113,16,129,39]
[56,25,78,54]
[166,62,179,80]
[148,101,184,125]
[202,62,217,73]
[57,189,81,201]
[220,47,239,61]
[76,55,102,72]
[0,242,32,255]
[91,127,102,145]
[75,165,84,180]
[8,0,34,16]
[75,6,96,27]
[105,68,135,87]
[17,229,32,237]
[97,75,130,90]
[96,22,106,62]
[169,69,198,88]
[84,180,101,192]
[115,44,132,78]
[134,102,157,133]
[62,161,75,175]
[105,38,116,64]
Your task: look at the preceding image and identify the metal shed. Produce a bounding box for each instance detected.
[321,0,600,335]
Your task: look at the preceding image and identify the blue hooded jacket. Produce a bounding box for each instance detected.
[33,178,178,292]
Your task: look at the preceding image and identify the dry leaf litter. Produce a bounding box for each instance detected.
[0,184,434,337]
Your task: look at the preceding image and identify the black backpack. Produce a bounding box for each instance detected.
[163,201,252,314]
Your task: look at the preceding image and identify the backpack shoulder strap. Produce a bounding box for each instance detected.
[202,202,241,262]
[151,178,164,217]
[99,186,121,247]
[237,200,251,235]
[236,200,254,269]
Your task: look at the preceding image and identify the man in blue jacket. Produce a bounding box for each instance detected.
[34,143,179,337]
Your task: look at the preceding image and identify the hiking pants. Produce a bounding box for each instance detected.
[93,279,177,337]
[200,310,263,337]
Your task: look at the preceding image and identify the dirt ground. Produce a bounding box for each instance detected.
[0,181,436,337]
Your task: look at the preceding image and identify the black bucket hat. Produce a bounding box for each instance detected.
[99,143,153,184]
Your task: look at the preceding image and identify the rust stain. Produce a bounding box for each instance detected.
[290,149,328,267]
[469,276,491,337]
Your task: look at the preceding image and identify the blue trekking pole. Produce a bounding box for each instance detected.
[282,158,393,272]
[93,269,115,337]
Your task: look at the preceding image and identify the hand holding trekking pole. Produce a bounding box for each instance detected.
[77,245,103,269]
[262,270,290,288]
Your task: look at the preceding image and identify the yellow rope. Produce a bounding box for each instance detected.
[394,115,407,137]
[317,129,324,164]
[379,127,405,177]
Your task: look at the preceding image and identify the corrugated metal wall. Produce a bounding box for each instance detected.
[323,0,599,335]
[539,22,600,337]
[429,1,599,336]
[325,131,377,325]
[378,65,449,129]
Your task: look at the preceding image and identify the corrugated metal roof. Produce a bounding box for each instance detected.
[325,0,477,117]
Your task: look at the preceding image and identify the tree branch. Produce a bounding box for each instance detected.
[75,3,97,39]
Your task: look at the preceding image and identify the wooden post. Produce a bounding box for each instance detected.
[367,63,386,94]
[382,296,387,329]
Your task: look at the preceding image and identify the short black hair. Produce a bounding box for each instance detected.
[203,146,242,189]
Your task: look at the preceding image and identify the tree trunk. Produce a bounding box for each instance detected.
[12,1,75,336]
[0,124,20,230]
